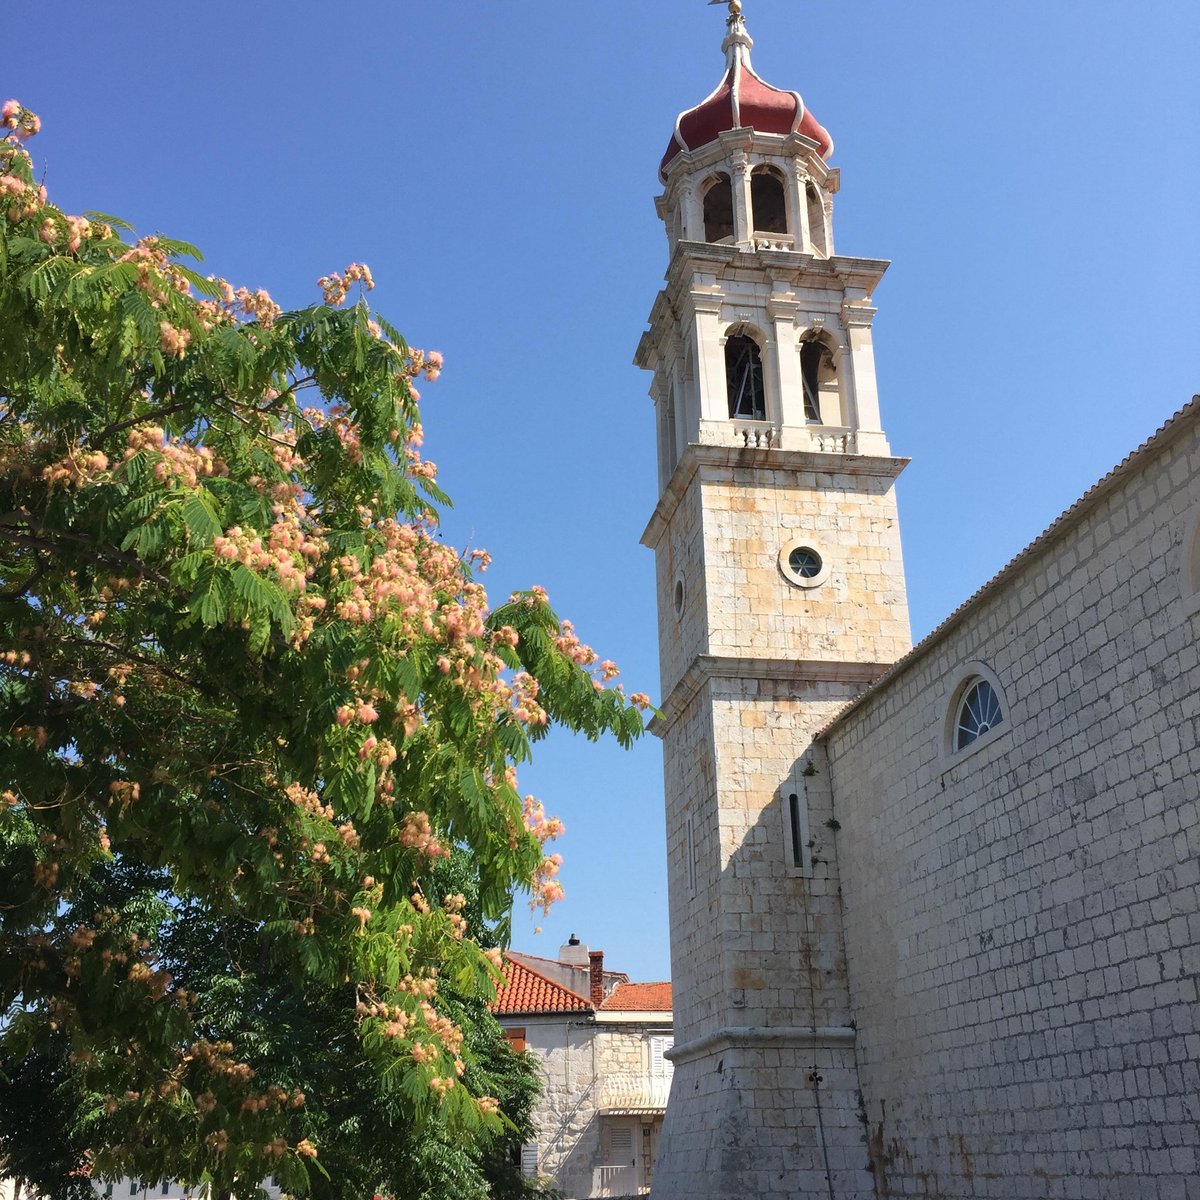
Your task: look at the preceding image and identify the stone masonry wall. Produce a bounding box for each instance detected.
[826,411,1200,1198]
[653,450,911,1199]
[654,472,709,697]
[519,1018,672,1199]
[521,1017,601,1199]
[700,461,911,665]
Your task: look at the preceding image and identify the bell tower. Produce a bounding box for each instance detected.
[637,5,911,1197]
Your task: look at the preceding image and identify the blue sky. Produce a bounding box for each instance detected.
[10,1,1197,982]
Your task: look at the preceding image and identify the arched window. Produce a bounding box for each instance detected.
[954,679,1003,750]
[806,183,828,256]
[725,334,766,420]
[750,167,787,236]
[703,173,735,243]
[943,663,1009,762]
[664,382,679,475]
[800,338,838,424]
[1182,510,1200,617]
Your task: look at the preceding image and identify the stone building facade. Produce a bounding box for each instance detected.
[638,4,1199,1199]
[492,944,674,1198]
[825,403,1200,1197]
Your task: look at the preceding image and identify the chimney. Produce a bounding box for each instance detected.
[559,934,590,967]
[589,949,605,1007]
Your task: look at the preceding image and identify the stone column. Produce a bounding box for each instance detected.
[730,152,752,246]
[680,179,700,243]
[767,290,802,433]
[691,291,727,423]
[791,160,812,252]
[841,301,889,455]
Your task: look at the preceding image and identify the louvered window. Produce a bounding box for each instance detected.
[520,1143,539,1178]
[649,1035,673,1077]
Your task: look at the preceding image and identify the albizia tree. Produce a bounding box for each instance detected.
[0,101,646,1196]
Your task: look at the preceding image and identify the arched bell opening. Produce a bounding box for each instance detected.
[805,183,828,257]
[750,166,788,237]
[702,173,735,244]
[725,331,767,421]
[664,380,680,477]
[799,335,840,425]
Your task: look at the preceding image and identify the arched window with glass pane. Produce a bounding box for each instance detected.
[943,664,1009,763]
[725,334,766,420]
[955,678,1003,750]
[1182,509,1200,617]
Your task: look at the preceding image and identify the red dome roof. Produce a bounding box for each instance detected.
[660,10,833,181]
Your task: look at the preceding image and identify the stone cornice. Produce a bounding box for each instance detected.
[633,247,889,370]
[667,1025,857,1066]
[649,654,890,736]
[841,300,878,329]
[659,130,837,199]
[641,442,908,550]
[664,241,889,295]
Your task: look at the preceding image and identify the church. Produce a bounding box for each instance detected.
[637,4,1199,1197]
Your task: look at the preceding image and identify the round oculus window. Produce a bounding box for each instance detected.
[788,547,822,579]
[673,577,685,618]
[779,539,830,588]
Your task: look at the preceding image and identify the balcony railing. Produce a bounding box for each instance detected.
[592,1164,642,1197]
[698,421,857,455]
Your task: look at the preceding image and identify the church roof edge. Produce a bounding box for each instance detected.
[817,395,1200,739]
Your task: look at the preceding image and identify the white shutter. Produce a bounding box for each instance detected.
[520,1142,539,1178]
[650,1035,674,1078]
[609,1125,634,1161]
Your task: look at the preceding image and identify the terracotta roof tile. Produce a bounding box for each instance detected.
[490,956,592,1016]
[599,981,673,1012]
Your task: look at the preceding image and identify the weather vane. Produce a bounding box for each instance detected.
[708,0,743,16]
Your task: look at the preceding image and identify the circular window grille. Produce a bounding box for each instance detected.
[779,539,830,589]
[955,679,1003,750]
[788,547,822,579]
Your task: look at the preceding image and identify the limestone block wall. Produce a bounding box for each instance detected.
[708,677,862,1028]
[521,1017,601,1199]
[653,475,709,696]
[661,686,720,1037]
[518,1019,672,1199]
[700,461,911,666]
[825,410,1200,1197]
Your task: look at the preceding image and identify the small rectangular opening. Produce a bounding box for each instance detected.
[784,775,811,874]
[789,791,804,868]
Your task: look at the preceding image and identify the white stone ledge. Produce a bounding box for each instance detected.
[667,1024,857,1065]
[641,441,908,550]
[651,654,890,735]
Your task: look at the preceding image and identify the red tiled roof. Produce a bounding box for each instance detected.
[490,956,592,1016]
[599,981,673,1012]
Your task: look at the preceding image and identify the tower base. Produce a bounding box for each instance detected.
[651,1028,873,1200]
